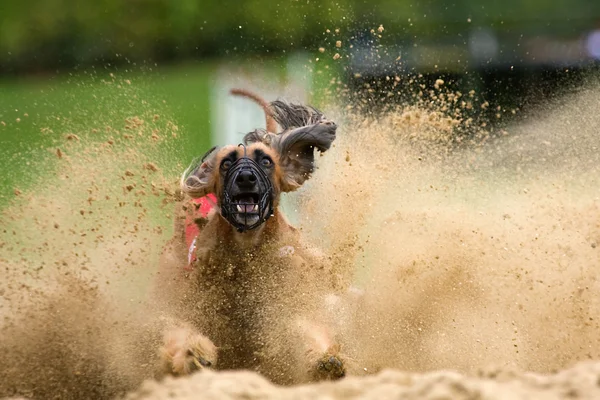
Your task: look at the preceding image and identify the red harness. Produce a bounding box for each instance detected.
[184,193,216,269]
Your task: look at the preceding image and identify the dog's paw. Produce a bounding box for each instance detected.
[182,342,215,373]
[313,352,346,381]
[160,327,217,376]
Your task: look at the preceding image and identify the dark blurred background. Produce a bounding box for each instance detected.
[2,1,600,109]
[2,0,600,72]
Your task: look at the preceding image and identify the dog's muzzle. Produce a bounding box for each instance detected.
[221,155,274,232]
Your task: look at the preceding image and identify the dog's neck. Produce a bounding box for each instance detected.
[231,221,268,248]
[217,209,294,250]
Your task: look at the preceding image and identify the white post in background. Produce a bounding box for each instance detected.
[209,53,313,225]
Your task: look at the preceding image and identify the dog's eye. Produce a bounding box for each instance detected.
[260,157,272,167]
[221,160,232,170]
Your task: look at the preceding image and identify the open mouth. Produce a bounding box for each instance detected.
[231,194,262,227]
[232,194,259,214]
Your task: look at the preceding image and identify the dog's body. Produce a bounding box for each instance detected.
[154,91,345,384]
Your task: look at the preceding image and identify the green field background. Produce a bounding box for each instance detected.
[0,56,338,213]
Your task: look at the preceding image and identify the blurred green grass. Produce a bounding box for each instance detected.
[0,56,340,208]
[0,63,214,206]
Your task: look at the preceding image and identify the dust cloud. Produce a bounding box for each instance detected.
[2,73,600,399]
[0,74,186,398]
[299,81,600,376]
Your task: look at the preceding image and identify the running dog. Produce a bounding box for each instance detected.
[155,90,345,384]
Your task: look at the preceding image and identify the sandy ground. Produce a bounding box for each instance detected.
[1,76,600,399]
[124,361,600,400]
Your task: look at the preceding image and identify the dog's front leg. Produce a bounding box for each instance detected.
[294,318,346,381]
[158,322,217,377]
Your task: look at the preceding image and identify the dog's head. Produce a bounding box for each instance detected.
[181,101,336,232]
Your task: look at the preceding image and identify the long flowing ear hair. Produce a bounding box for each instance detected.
[243,100,337,192]
[180,146,219,199]
[269,100,325,130]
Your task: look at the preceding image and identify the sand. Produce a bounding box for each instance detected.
[124,361,600,400]
[1,72,600,399]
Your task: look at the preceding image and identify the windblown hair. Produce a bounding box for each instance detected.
[269,100,324,131]
[180,146,219,199]
[243,100,335,190]
[180,91,337,198]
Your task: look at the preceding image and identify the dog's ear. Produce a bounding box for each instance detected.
[243,100,337,192]
[180,146,219,198]
[269,100,325,131]
[272,119,337,192]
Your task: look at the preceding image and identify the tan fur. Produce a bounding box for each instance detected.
[160,324,218,376]
[156,127,344,383]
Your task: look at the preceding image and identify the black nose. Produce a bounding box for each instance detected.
[235,170,257,189]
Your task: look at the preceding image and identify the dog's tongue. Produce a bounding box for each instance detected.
[237,197,256,213]
[240,204,254,213]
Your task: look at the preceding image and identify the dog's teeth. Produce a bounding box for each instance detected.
[252,205,258,212]
[236,205,243,212]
